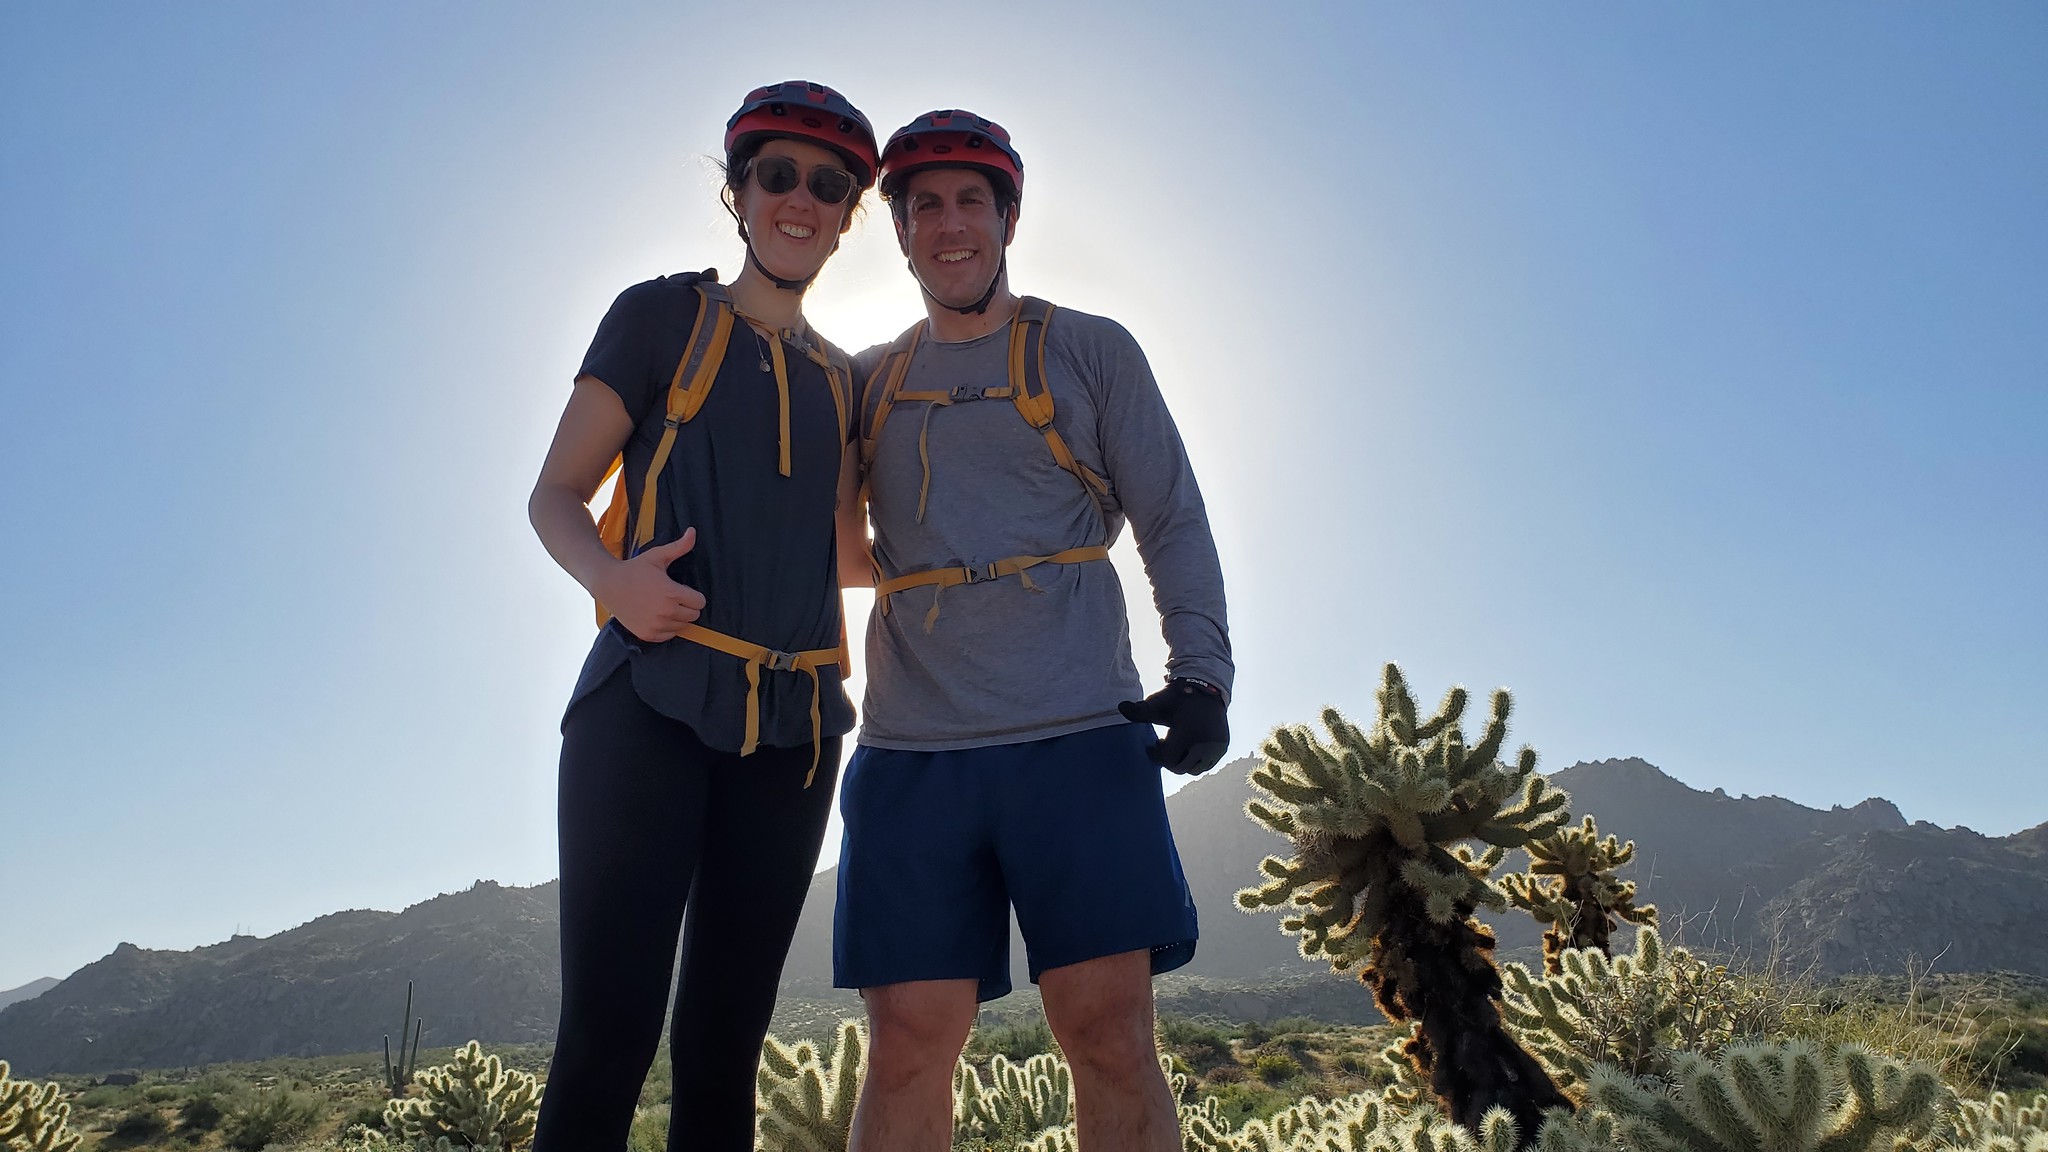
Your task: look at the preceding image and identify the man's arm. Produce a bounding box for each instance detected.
[1087,320,1234,699]
[836,439,874,589]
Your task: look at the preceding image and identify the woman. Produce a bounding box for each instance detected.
[525,80,876,1150]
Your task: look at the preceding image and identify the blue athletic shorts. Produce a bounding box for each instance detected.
[832,722,1198,1001]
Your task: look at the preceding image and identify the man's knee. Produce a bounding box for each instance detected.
[1041,952,1160,1072]
[862,980,978,1078]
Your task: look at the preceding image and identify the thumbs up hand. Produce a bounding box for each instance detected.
[599,527,709,642]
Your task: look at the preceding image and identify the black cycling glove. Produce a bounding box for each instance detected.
[1118,678,1230,776]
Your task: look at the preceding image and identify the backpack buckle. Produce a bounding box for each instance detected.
[961,562,1001,584]
[949,384,994,403]
[765,649,801,672]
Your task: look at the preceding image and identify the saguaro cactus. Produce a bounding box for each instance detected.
[1237,663,1573,1140]
[1498,816,1656,972]
[0,1061,82,1152]
[384,980,425,1098]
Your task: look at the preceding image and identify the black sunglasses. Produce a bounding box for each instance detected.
[749,155,857,206]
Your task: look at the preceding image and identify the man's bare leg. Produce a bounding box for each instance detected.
[849,978,978,1152]
[1040,949,1178,1152]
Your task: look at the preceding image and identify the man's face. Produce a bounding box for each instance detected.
[894,167,1017,309]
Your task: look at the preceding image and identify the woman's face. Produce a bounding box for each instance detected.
[737,136,858,284]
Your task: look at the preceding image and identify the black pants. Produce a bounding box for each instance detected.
[534,667,840,1151]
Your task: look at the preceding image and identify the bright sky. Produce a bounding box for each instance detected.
[2,4,2043,992]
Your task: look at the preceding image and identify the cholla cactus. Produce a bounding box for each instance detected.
[0,1060,81,1152]
[382,1040,540,1151]
[1237,664,1572,1138]
[954,1051,1072,1146]
[757,1021,863,1152]
[1942,1092,2048,1152]
[1498,816,1656,972]
[1543,1040,1948,1152]
[1501,927,1787,1093]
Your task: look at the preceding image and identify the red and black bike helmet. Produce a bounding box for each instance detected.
[878,110,1024,203]
[725,80,879,189]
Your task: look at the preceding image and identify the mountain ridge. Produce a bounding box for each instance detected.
[5,757,2043,1075]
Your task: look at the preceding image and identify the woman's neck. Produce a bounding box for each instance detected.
[729,267,806,333]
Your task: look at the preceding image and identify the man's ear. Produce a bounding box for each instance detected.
[1002,203,1020,247]
[893,211,911,257]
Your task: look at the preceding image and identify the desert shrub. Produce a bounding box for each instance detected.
[176,1089,229,1132]
[1160,1016,1238,1073]
[141,1084,178,1104]
[1776,972,1991,1091]
[967,1016,1058,1063]
[626,1103,669,1152]
[221,1088,325,1151]
[1251,1050,1300,1085]
[108,1104,170,1140]
[340,1098,389,1131]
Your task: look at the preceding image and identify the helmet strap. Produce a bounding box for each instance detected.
[737,221,816,294]
[911,251,1006,317]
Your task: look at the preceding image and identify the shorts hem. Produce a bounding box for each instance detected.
[1027,933,1199,985]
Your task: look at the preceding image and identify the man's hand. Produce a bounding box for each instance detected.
[1118,678,1229,776]
[597,528,708,642]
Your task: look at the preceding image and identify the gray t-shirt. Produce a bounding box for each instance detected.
[855,304,1232,751]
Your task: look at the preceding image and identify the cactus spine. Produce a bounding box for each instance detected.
[1944,1092,2048,1152]
[1551,1040,1947,1152]
[1498,816,1656,972]
[1237,663,1573,1140]
[756,1020,864,1152]
[953,1051,1073,1146]
[0,1061,81,1152]
[384,980,425,1098]
[382,1040,540,1151]
[1500,926,1783,1093]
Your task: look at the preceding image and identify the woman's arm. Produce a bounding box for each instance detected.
[529,376,706,640]
[835,439,875,589]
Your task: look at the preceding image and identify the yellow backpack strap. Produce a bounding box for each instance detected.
[858,322,924,474]
[630,282,736,553]
[1008,297,1109,497]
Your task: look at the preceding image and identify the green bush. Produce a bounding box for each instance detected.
[109,1104,170,1140]
[221,1088,325,1151]
[627,1103,669,1152]
[1251,1050,1300,1084]
[967,1016,1058,1063]
[1159,1016,1237,1073]
[141,1084,179,1103]
[176,1090,228,1132]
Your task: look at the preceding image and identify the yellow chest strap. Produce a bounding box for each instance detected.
[857,298,1113,631]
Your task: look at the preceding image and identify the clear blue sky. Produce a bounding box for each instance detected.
[2,3,2043,991]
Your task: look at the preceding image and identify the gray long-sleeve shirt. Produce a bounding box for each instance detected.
[854,304,1232,751]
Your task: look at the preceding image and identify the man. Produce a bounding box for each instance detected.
[832,110,1233,1152]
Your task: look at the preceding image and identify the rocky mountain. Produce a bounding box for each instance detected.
[7,757,2044,1075]
[0,881,558,1076]
[0,979,59,1012]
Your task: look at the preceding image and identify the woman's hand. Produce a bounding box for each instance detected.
[596,528,709,643]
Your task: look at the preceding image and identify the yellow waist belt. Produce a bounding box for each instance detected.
[875,545,1111,633]
[674,622,840,786]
